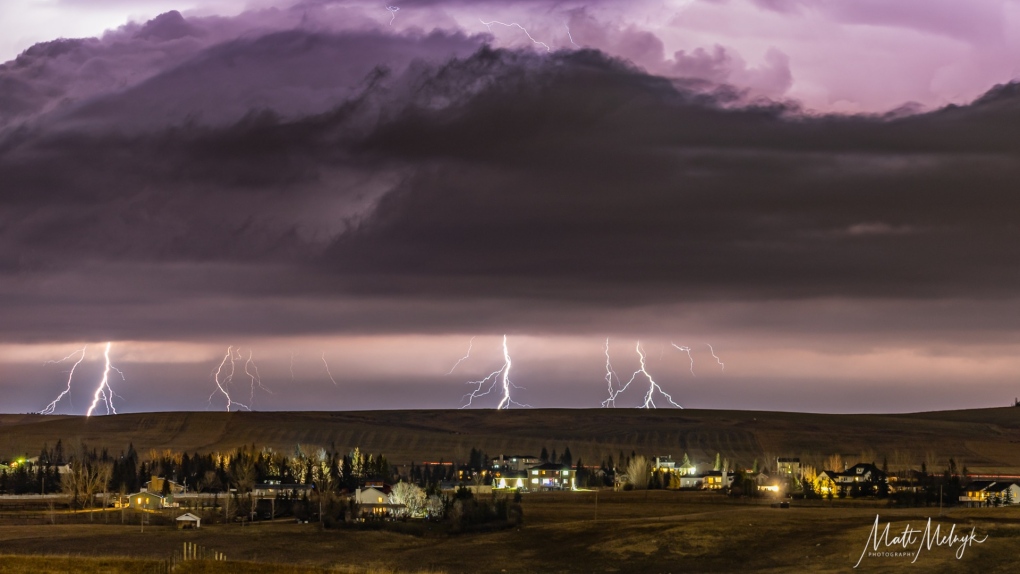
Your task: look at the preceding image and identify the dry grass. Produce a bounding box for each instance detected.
[3,492,1020,573]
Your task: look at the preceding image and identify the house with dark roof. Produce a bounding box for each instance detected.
[814,463,887,496]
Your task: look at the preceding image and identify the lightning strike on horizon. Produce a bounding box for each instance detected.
[671,342,696,376]
[85,342,122,417]
[244,349,272,407]
[39,346,87,415]
[386,5,399,25]
[460,335,530,409]
[208,346,250,412]
[603,342,683,408]
[639,343,683,408]
[322,352,338,386]
[707,343,725,371]
[479,19,551,52]
[445,336,475,375]
[601,338,624,408]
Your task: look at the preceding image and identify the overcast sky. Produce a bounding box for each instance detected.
[3,0,1020,415]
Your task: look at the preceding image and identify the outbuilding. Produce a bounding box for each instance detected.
[176,512,201,529]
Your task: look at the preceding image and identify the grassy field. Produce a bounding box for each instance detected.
[2,407,1020,472]
[2,491,1019,573]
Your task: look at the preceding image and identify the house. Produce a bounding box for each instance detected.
[494,471,529,490]
[252,482,314,497]
[776,458,801,478]
[814,464,887,496]
[492,455,540,472]
[653,456,676,471]
[701,470,736,490]
[528,462,574,490]
[678,475,704,489]
[838,463,886,484]
[130,491,166,510]
[354,486,403,517]
[960,481,1020,506]
[176,512,201,529]
[145,476,186,495]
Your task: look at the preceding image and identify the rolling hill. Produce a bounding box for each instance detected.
[2,407,1019,473]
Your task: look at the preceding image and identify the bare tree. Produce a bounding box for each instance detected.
[97,462,113,523]
[626,456,651,490]
[825,453,844,473]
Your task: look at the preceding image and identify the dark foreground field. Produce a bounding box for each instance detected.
[1,491,1019,573]
[2,407,1020,472]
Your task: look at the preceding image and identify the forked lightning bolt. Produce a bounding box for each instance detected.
[446,336,475,375]
[39,346,87,415]
[480,19,551,52]
[602,341,683,408]
[208,346,250,412]
[387,5,399,25]
[461,335,530,409]
[86,342,124,417]
[601,338,624,408]
[244,349,272,407]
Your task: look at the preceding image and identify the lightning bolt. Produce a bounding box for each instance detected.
[461,335,530,409]
[208,346,250,412]
[386,5,399,26]
[244,349,272,407]
[707,343,725,371]
[565,24,578,47]
[39,346,87,415]
[445,336,475,375]
[671,342,696,376]
[85,342,123,417]
[601,338,624,408]
[638,343,683,409]
[322,352,338,386]
[479,19,551,52]
[603,341,683,409]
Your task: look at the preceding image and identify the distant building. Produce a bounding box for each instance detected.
[814,463,887,495]
[130,491,166,510]
[960,481,1020,506]
[492,455,540,472]
[653,456,676,471]
[145,476,186,495]
[354,486,403,517]
[252,482,314,497]
[528,462,574,490]
[494,472,528,490]
[701,470,736,490]
[776,458,801,478]
[176,512,201,529]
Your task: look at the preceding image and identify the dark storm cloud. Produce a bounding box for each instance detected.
[3,9,1020,342]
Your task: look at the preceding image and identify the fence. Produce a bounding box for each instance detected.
[147,542,226,573]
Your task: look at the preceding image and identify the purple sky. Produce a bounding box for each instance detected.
[3,1,1020,415]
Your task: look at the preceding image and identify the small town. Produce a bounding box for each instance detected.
[2,439,1017,534]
